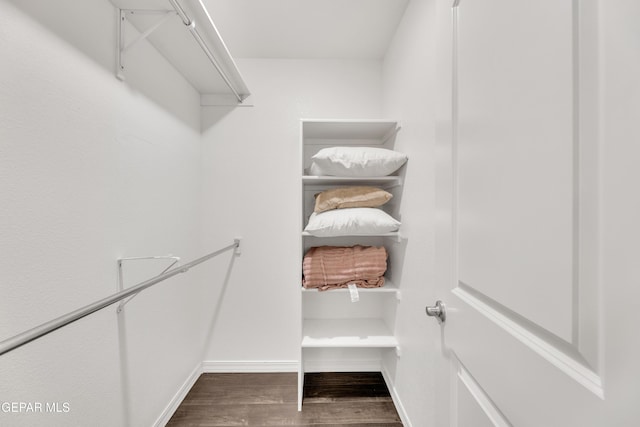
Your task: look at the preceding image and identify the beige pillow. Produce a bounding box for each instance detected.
[314,186,393,213]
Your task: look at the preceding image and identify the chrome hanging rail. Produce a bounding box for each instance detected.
[167,0,245,103]
[0,239,241,357]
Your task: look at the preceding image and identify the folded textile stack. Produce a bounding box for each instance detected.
[302,245,387,291]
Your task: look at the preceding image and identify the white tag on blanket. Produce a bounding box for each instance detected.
[348,283,359,303]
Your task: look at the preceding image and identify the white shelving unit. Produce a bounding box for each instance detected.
[298,119,404,410]
[110,0,250,105]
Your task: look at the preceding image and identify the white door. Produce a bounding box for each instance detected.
[433,0,640,426]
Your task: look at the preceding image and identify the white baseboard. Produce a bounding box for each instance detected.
[382,366,412,427]
[202,360,298,373]
[153,362,202,427]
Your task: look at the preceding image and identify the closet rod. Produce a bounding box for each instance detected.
[0,240,240,357]
[167,0,245,103]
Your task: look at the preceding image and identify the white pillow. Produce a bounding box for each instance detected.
[309,147,407,177]
[304,208,401,237]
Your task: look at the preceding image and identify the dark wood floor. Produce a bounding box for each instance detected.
[166,372,403,427]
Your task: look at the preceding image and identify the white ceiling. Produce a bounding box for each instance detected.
[201,0,409,59]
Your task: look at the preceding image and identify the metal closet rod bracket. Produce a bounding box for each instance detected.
[116,255,180,313]
[117,9,177,81]
[116,9,176,80]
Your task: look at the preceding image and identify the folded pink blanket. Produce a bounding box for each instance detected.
[302,245,387,291]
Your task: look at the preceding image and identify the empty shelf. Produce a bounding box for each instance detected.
[302,120,399,142]
[302,318,398,348]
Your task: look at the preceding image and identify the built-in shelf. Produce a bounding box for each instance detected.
[110,0,250,105]
[302,231,401,240]
[302,318,398,348]
[298,119,404,411]
[302,175,402,188]
[302,280,399,294]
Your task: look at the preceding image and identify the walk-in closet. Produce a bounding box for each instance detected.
[1,0,639,426]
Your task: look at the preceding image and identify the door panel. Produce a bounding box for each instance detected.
[434,0,611,425]
[457,0,575,342]
[452,0,601,384]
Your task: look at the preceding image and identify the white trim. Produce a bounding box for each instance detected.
[457,365,511,427]
[153,362,202,427]
[202,360,298,373]
[452,287,604,398]
[382,366,412,427]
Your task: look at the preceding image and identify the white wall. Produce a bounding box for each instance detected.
[381,0,437,425]
[200,59,383,365]
[0,1,206,426]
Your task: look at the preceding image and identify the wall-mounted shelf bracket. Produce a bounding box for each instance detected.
[117,9,176,80]
[116,255,180,313]
[395,346,402,358]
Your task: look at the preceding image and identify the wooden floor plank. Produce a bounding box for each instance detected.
[180,385,298,405]
[166,372,403,427]
[189,373,298,390]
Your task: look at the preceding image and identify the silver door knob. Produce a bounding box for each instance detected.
[425,300,446,324]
